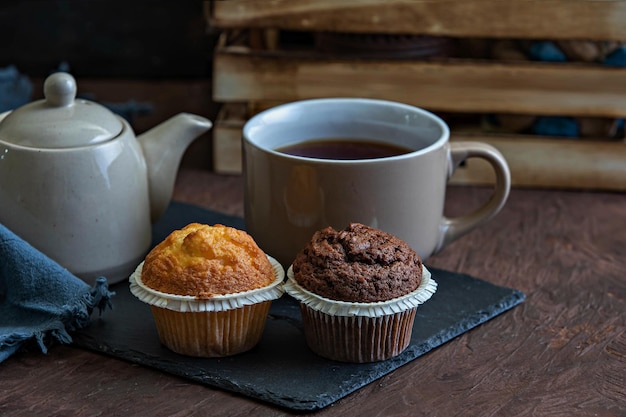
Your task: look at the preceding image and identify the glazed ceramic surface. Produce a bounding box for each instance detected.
[243,98,511,267]
[0,72,212,284]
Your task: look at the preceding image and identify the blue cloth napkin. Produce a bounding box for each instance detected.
[0,224,114,363]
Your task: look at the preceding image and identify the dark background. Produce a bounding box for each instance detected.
[0,0,217,78]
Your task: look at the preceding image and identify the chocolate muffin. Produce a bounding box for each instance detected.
[292,223,422,302]
[285,223,436,363]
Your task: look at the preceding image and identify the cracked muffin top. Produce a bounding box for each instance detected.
[141,223,274,297]
[291,223,422,302]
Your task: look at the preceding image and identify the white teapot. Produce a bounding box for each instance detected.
[0,72,212,284]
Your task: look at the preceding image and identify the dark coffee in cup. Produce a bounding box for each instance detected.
[277,138,413,160]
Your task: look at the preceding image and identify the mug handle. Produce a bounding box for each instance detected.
[434,141,511,253]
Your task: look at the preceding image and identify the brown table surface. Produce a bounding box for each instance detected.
[3,168,625,417]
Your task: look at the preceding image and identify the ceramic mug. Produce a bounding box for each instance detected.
[243,98,510,267]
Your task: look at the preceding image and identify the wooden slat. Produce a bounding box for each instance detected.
[213,50,626,118]
[212,103,247,174]
[208,0,626,41]
[449,134,626,190]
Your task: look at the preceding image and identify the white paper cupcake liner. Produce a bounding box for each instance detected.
[284,264,436,318]
[129,255,285,313]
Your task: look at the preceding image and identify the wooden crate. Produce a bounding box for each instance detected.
[206,0,626,190]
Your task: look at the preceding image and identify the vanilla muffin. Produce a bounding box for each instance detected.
[141,223,275,296]
[285,223,436,363]
[130,223,284,357]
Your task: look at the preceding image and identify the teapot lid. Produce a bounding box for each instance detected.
[0,72,123,148]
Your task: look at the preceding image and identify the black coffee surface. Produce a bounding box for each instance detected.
[277,138,412,160]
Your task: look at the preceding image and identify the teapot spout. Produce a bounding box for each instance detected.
[138,113,212,222]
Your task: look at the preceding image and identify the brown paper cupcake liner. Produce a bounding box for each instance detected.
[300,306,417,362]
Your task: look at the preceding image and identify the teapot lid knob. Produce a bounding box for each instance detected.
[0,72,123,148]
[44,72,77,107]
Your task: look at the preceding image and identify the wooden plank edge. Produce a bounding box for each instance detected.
[207,0,626,41]
[213,104,245,174]
[212,52,626,118]
[449,134,626,191]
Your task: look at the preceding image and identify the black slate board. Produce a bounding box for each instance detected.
[72,201,526,411]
